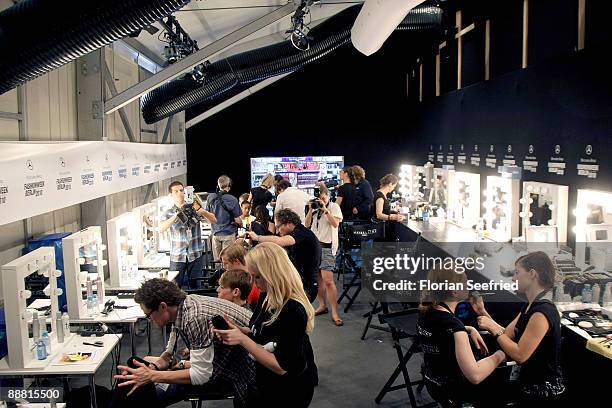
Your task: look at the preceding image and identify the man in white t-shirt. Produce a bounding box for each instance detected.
[274,179,312,224]
[305,183,344,326]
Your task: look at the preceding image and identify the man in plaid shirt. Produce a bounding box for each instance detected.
[159,181,216,287]
[112,279,255,407]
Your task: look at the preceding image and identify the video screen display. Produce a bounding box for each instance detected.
[250,156,344,195]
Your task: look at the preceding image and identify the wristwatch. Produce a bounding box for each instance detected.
[178,360,185,369]
[494,328,505,338]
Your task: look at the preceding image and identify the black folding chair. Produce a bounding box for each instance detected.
[336,220,386,312]
[375,308,437,407]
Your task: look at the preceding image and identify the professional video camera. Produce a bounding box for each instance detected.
[176,186,205,227]
[314,177,340,199]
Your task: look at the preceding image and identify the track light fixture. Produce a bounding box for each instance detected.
[287,1,318,51]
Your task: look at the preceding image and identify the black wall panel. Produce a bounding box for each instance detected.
[528,0,577,66]
[489,0,523,77]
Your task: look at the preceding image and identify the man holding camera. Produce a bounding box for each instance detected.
[160,181,216,288]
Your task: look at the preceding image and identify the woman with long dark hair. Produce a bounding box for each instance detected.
[251,205,275,236]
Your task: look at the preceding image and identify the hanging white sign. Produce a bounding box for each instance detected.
[0,141,187,226]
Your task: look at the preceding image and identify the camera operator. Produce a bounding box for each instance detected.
[159,181,216,288]
[207,175,242,262]
[305,183,343,326]
[335,166,356,220]
[274,179,311,224]
[351,165,374,221]
[245,209,321,302]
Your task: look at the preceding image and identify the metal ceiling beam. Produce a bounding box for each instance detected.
[185,72,292,128]
[120,37,167,68]
[104,2,295,115]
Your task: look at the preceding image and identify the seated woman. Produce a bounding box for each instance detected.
[474,251,565,407]
[418,264,507,407]
[214,242,317,407]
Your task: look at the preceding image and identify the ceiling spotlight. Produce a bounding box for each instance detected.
[164,42,179,64]
[191,63,208,83]
[351,0,426,56]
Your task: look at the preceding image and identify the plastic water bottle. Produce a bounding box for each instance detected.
[91,295,98,316]
[62,312,71,335]
[56,312,64,343]
[32,310,40,343]
[581,284,592,303]
[604,283,612,305]
[422,207,429,222]
[87,295,95,317]
[41,331,51,354]
[592,284,601,306]
[36,339,47,360]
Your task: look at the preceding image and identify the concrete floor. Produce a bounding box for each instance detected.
[76,282,436,407]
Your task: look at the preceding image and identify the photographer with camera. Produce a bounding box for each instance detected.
[305,183,344,326]
[245,209,320,302]
[207,175,243,262]
[160,181,216,288]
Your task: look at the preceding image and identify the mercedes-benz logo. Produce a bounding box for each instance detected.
[461,144,464,151]
[528,145,534,154]
[105,154,109,162]
[26,160,33,171]
[555,145,561,155]
[86,155,90,164]
[474,145,478,152]
[489,145,494,153]
[507,145,512,153]
[449,145,453,151]
[586,145,592,156]
[59,157,66,167]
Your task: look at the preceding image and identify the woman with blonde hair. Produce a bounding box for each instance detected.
[248,173,275,216]
[214,242,317,407]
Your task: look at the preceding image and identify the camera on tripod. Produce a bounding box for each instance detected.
[176,186,205,227]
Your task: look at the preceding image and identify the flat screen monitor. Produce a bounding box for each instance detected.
[250,156,344,195]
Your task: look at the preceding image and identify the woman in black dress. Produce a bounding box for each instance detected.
[248,173,274,216]
[373,174,405,241]
[214,242,316,407]
[475,251,565,407]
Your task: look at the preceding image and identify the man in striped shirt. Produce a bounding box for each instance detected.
[112,279,255,407]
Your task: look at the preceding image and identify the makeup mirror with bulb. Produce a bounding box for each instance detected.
[132,203,169,269]
[574,189,612,269]
[520,181,568,245]
[62,227,106,320]
[449,171,480,228]
[154,196,174,253]
[107,212,139,288]
[484,175,520,242]
[429,166,455,213]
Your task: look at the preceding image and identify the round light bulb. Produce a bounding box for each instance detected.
[519,198,526,205]
[548,219,554,226]
[526,185,533,192]
[519,211,525,218]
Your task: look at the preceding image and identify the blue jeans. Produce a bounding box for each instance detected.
[170,255,203,288]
